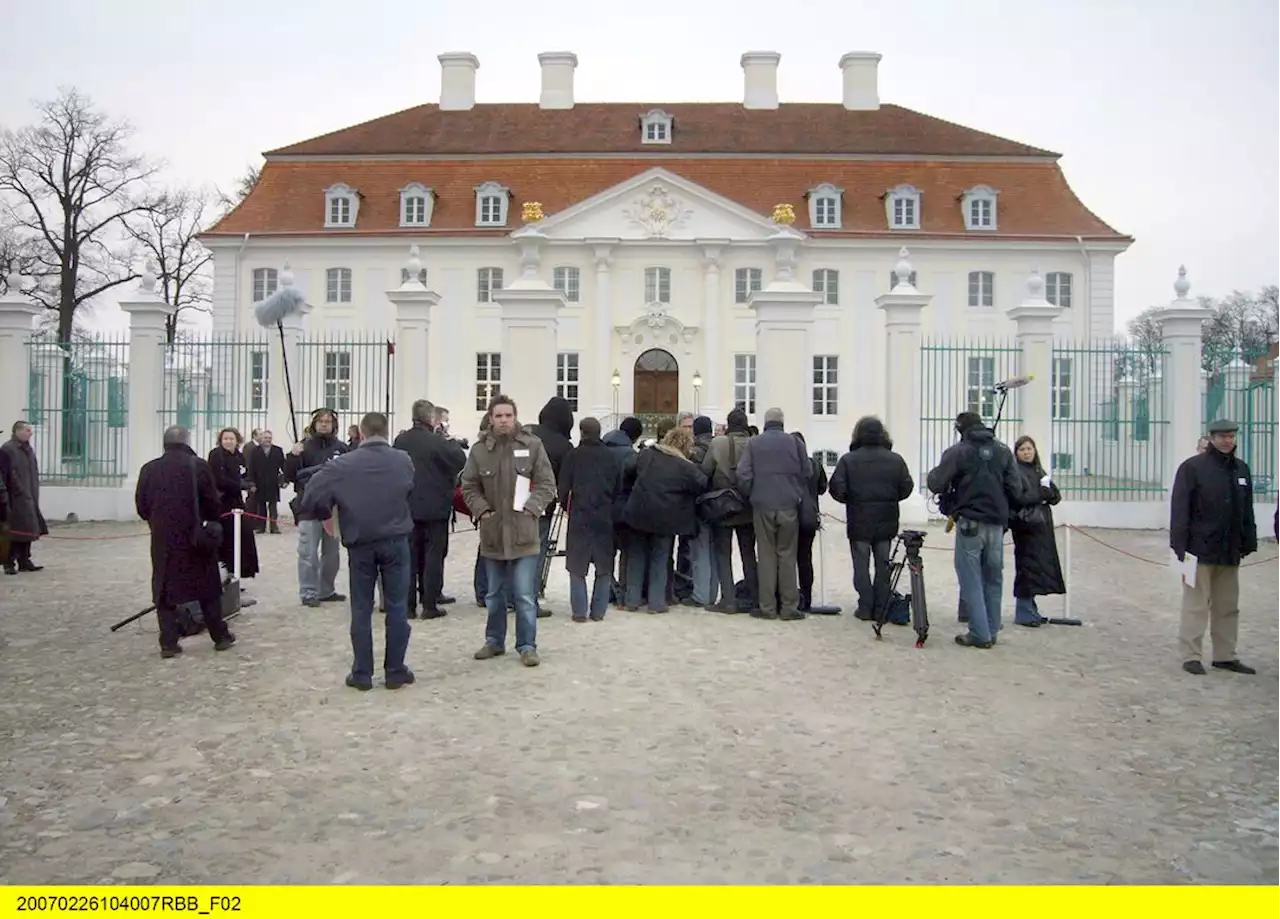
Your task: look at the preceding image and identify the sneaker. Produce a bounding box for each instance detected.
[1182,660,1206,675]
[345,673,373,691]
[385,668,416,689]
[955,634,993,649]
[1211,660,1256,675]
[520,650,540,667]
[301,598,321,608]
[320,593,346,603]
[474,644,505,660]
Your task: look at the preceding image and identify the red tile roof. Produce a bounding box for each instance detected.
[206,157,1127,240]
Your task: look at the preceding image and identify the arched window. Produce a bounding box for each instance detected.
[635,349,678,372]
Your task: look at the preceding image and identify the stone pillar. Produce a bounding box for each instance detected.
[748,225,822,431]
[589,241,615,419]
[700,241,726,419]
[81,348,116,473]
[1154,266,1210,492]
[1221,350,1252,425]
[386,246,441,431]
[0,275,41,434]
[119,264,176,481]
[875,249,931,524]
[491,226,566,416]
[1006,269,1063,460]
[267,262,311,446]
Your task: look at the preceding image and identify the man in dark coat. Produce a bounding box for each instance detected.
[247,429,285,534]
[394,399,466,620]
[0,420,47,574]
[527,396,574,618]
[135,425,236,658]
[1170,418,1258,676]
[688,415,718,606]
[603,416,643,596]
[701,407,758,614]
[284,408,349,607]
[829,416,915,620]
[557,417,622,621]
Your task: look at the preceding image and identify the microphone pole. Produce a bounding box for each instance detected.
[277,320,301,445]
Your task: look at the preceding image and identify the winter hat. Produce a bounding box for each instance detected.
[693,415,713,436]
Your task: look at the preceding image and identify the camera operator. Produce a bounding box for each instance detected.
[927,411,1028,649]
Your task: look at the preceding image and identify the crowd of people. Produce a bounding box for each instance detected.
[2,382,1263,689]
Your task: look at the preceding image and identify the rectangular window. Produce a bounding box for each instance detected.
[645,121,668,142]
[733,354,757,415]
[644,267,671,303]
[812,356,838,416]
[403,196,427,225]
[553,267,581,303]
[966,356,996,418]
[1051,357,1072,420]
[812,269,839,306]
[328,197,350,226]
[967,271,994,308]
[475,352,501,411]
[325,267,352,303]
[969,198,993,228]
[477,267,504,302]
[250,350,268,412]
[556,353,580,411]
[252,268,278,302]
[814,197,838,227]
[734,268,763,304]
[323,351,352,411]
[893,196,915,228]
[1046,272,1073,309]
[478,195,503,226]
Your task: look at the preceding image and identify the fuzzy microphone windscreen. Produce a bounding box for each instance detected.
[253,286,308,327]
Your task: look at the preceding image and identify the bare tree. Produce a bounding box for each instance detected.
[216,163,261,214]
[0,87,158,343]
[1124,287,1280,378]
[125,187,214,342]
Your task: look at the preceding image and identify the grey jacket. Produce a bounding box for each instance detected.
[737,423,808,512]
[298,437,415,547]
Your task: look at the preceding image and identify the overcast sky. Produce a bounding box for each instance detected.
[1,0,1275,333]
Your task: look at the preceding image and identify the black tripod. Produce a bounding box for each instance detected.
[538,507,566,598]
[873,529,930,648]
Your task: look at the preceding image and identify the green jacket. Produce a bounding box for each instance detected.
[461,428,556,560]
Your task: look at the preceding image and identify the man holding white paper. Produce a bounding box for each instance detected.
[460,395,557,667]
[1170,418,1258,676]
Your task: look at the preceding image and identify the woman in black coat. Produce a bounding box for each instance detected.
[557,419,622,621]
[622,427,707,613]
[207,427,260,581]
[1010,435,1065,626]
[792,431,827,612]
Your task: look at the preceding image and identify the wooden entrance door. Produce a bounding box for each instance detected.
[633,349,679,414]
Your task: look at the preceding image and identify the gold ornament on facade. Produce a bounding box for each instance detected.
[521,201,544,223]
[771,203,796,225]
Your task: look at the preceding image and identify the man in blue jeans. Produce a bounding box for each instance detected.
[460,395,557,667]
[927,411,1027,648]
[301,411,416,690]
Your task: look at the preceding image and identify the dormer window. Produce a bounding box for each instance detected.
[885,184,921,230]
[324,183,359,228]
[961,185,999,231]
[400,183,435,227]
[640,109,673,145]
[475,181,510,227]
[808,182,843,229]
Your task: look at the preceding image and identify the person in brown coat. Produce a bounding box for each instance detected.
[1,420,47,575]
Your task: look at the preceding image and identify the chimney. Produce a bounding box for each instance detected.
[538,51,578,110]
[740,51,781,110]
[438,52,479,111]
[839,51,881,111]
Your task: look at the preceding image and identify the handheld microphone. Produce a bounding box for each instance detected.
[992,374,1033,394]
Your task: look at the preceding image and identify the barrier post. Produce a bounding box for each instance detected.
[232,508,243,583]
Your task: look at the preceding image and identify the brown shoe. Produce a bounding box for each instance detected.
[474,644,505,660]
[520,650,540,667]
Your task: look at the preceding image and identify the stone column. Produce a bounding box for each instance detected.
[1221,350,1252,425]
[0,275,41,435]
[386,246,441,431]
[748,225,822,430]
[1154,266,1210,492]
[1006,268,1063,461]
[699,241,726,420]
[119,264,177,481]
[268,262,312,446]
[81,348,117,472]
[875,249,931,525]
[589,241,615,419]
[491,225,566,414]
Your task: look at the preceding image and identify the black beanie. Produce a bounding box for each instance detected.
[619,416,643,442]
[693,415,713,436]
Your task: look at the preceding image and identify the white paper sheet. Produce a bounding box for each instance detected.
[514,473,531,513]
[1169,550,1197,588]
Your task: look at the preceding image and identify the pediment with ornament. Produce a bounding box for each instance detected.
[529,167,784,242]
[615,301,700,356]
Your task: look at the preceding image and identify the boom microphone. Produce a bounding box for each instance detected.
[253,281,308,445]
[992,374,1033,393]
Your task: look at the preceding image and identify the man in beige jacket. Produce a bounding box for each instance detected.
[461,395,557,667]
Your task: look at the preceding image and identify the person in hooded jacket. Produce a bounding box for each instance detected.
[1008,436,1065,627]
[603,416,643,599]
[557,417,622,621]
[622,427,707,613]
[829,416,914,621]
[701,407,758,613]
[527,396,574,618]
[927,411,1027,648]
[284,408,350,607]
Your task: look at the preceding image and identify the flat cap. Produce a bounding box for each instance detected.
[1207,418,1239,434]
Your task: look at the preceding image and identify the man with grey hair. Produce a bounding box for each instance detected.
[135,425,237,657]
[394,398,466,618]
[736,408,810,621]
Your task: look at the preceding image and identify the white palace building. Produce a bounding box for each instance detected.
[202,49,1130,451]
